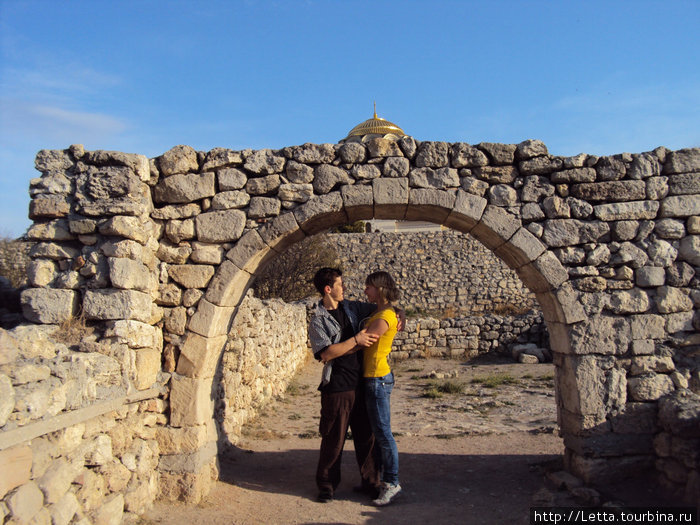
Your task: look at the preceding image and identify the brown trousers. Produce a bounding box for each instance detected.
[316,388,379,494]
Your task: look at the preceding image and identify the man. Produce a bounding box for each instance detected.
[308,267,381,502]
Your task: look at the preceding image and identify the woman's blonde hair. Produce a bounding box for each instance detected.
[365,271,400,303]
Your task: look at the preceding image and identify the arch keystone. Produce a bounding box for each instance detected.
[340,184,373,221]
[372,178,408,219]
[405,188,456,222]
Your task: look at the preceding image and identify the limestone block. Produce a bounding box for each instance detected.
[190,242,224,265]
[610,402,658,434]
[516,250,568,293]
[30,242,79,260]
[165,306,187,335]
[29,194,71,219]
[248,196,281,218]
[409,167,459,189]
[372,177,409,219]
[660,195,700,218]
[646,239,678,267]
[656,286,693,313]
[443,190,486,233]
[0,446,32,499]
[35,148,73,172]
[555,355,609,417]
[156,423,213,455]
[687,216,700,234]
[312,164,351,194]
[519,156,563,176]
[195,209,246,243]
[666,311,694,333]
[217,167,247,190]
[663,147,700,175]
[0,330,18,366]
[405,188,456,223]
[49,491,78,525]
[636,266,665,287]
[630,314,666,339]
[284,161,315,183]
[83,289,152,322]
[99,215,149,243]
[97,461,131,494]
[594,156,626,181]
[536,283,587,324]
[551,167,596,184]
[610,242,649,269]
[157,283,182,306]
[156,241,192,264]
[278,183,313,203]
[473,165,519,184]
[541,219,609,247]
[159,441,217,475]
[224,230,270,275]
[187,299,235,338]
[104,320,159,349]
[460,174,489,196]
[201,148,243,171]
[628,374,674,401]
[608,289,650,314]
[293,192,347,235]
[28,259,57,287]
[593,201,659,221]
[340,184,373,221]
[11,363,51,385]
[156,145,199,176]
[243,149,285,174]
[134,347,161,390]
[257,212,305,253]
[631,339,654,355]
[655,218,686,239]
[628,153,661,179]
[109,257,152,292]
[678,235,700,266]
[38,458,78,504]
[75,166,150,217]
[658,389,700,437]
[158,469,213,504]
[571,180,646,201]
[154,172,216,204]
[570,315,631,355]
[152,203,201,220]
[488,184,518,207]
[21,288,78,324]
[168,264,215,289]
[351,164,381,181]
[27,219,74,241]
[204,261,251,308]
[449,143,489,168]
[245,174,281,196]
[645,176,669,199]
[470,206,521,250]
[291,143,336,164]
[365,137,402,158]
[494,227,546,269]
[165,218,196,243]
[170,374,214,427]
[82,150,150,182]
[92,493,124,525]
[7,481,44,522]
[338,142,366,164]
[382,157,410,178]
[415,141,449,168]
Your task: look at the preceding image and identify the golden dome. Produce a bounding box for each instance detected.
[343,106,406,140]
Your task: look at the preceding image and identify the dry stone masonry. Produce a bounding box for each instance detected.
[3,138,699,518]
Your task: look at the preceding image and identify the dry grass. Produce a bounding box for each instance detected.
[52,313,94,347]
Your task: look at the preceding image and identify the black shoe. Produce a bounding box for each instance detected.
[318,489,333,502]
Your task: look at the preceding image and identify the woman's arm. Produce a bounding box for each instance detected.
[365,318,390,337]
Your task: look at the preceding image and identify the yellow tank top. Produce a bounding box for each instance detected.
[362,308,398,378]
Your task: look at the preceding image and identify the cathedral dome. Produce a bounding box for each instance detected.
[341,106,406,142]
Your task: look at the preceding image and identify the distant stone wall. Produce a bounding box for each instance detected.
[330,230,536,315]
[216,292,308,446]
[392,310,546,360]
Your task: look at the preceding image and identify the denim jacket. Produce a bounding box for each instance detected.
[308,300,376,386]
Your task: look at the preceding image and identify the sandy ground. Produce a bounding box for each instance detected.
[142,356,670,525]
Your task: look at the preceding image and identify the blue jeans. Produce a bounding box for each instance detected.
[364,372,399,485]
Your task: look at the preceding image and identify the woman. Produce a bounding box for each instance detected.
[361,270,401,506]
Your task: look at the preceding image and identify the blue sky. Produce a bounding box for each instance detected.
[1,0,698,238]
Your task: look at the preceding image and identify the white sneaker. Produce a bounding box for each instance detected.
[372,482,401,506]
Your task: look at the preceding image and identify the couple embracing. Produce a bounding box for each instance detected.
[308,267,402,507]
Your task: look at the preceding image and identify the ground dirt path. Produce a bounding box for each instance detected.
[142,356,670,525]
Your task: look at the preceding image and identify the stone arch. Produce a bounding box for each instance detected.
[169,183,583,501]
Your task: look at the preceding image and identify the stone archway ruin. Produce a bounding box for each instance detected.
[13,138,700,509]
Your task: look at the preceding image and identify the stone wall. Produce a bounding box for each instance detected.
[0,293,309,521]
[13,138,700,507]
[215,292,308,447]
[392,310,546,360]
[330,230,536,315]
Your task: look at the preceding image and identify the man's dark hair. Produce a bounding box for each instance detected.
[313,267,342,295]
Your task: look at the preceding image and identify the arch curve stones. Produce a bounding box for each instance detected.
[22,141,700,502]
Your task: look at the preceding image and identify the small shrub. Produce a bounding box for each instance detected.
[52,313,93,347]
[471,373,519,388]
[422,387,443,399]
